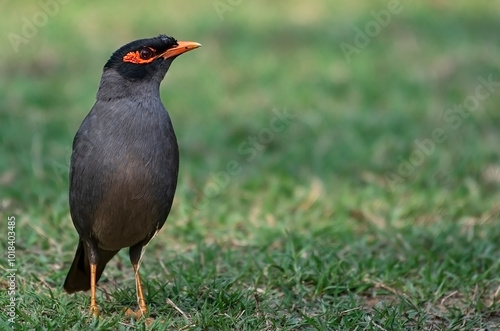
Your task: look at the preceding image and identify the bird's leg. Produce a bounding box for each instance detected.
[125,243,147,319]
[90,263,99,317]
[133,263,148,316]
[85,240,100,317]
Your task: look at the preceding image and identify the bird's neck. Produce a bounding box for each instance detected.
[96,69,162,101]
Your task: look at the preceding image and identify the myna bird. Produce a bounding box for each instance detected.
[63,35,201,317]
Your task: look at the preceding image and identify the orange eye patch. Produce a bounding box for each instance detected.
[123,48,157,64]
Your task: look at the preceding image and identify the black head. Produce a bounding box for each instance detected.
[103,34,201,81]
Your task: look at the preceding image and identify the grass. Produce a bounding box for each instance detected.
[1,0,500,329]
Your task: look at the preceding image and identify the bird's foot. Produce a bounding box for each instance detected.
[139,304,148,317]
[124,307,147,319]
[90,304,99,317]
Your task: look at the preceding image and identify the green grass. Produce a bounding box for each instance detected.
[2,0,500,329]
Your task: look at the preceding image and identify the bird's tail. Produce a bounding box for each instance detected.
[63,240,118,293]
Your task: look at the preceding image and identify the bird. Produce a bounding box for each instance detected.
[63,34,201,318]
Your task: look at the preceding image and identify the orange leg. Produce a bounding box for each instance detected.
[133,264,148,316]
[90,263,99,317]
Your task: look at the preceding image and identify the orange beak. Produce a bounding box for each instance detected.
[162,41,202,59]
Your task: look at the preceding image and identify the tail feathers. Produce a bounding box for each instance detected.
[63,240,118,293]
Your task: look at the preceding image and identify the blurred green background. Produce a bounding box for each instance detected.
[1,0,500,329]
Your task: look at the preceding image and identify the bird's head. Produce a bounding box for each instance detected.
[97,35,201,100]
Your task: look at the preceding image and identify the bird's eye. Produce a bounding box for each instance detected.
[139,48,154,60]
[123,47,157,64]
